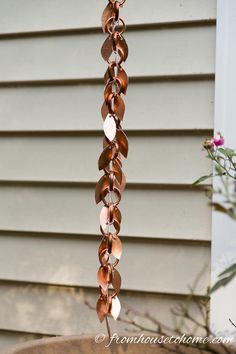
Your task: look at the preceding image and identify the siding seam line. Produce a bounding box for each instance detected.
[0,19,216,39]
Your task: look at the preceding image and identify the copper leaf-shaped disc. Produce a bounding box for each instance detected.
[116,129,128,158]
[104,82,113,102]
[97,266,110,292]
[103,114,117,141]
[98,238,109,265]
[117,68,128,94]
[113,219,121,235]
[104,65,115,83]
[100,206,109,230]
[101,3,113,33]
[95,175,109,204]
[112,236,122,260]
[120,173,126,192]
[96,297,108,323]
[101,36,113,61]
[116,154,123,167]
[114,178,121,193]
[110,296,121,320]
[101,101,110,121]
[118,36,128,62]
[103,137,109,149]
[99,237,108,255]
[112,268,122,294]
[114,206,122,223]
[112,159,122,184]
[104,68,110,83]
[114,95,125,121]
[98,144,113,170]
[99,249,109,266]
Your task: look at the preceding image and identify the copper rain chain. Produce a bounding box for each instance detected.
[95,0,129,323]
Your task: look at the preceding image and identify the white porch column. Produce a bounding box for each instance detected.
[211,0,236,337]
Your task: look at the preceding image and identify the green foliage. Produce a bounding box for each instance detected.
[194,138,236,293]
[192,173,213,186]
[218,147,236,158]
[211,202,236,219]
[211,263,236,293]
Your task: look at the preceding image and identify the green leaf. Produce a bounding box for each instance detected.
[192,173,213,186]
[227,208,236,220]
[210,273,236,293]
[225,148,236,157]
[218,148,228,156]
[212,203,236,219]
[218,147,236,158]
[219,263,236,277]
[211,202,228,214]
[210,263,236,293]
[214,164,225,175]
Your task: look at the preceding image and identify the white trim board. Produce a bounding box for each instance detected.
[211,0,236,337]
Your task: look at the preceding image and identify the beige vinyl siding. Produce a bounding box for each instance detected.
[0,80,214,131]
[0,135,210,184]
[0,187,210,240]
[0,283,205,337]
[0,233,210,294]
[0,26,215,82]
[0,0,216,349]
[0,0,216,34]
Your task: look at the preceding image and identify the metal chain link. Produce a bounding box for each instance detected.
[95,0,129,323]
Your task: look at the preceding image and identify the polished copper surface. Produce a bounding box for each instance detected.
[95,0,128,323]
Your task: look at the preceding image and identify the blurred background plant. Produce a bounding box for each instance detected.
[193,132,236,292]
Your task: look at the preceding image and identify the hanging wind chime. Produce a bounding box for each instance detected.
[96,0,129,323]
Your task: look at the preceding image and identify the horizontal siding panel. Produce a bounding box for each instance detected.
[0,135,211,185]
[0,186,211,240]
[0,0,216,34]
[0,235,210,295]
[0,80,214,131]
[0,283,204,336]
[0,26,215,82]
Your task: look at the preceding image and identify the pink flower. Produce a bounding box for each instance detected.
[212,132,224,147]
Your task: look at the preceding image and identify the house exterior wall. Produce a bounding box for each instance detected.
[0,0,216,350]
